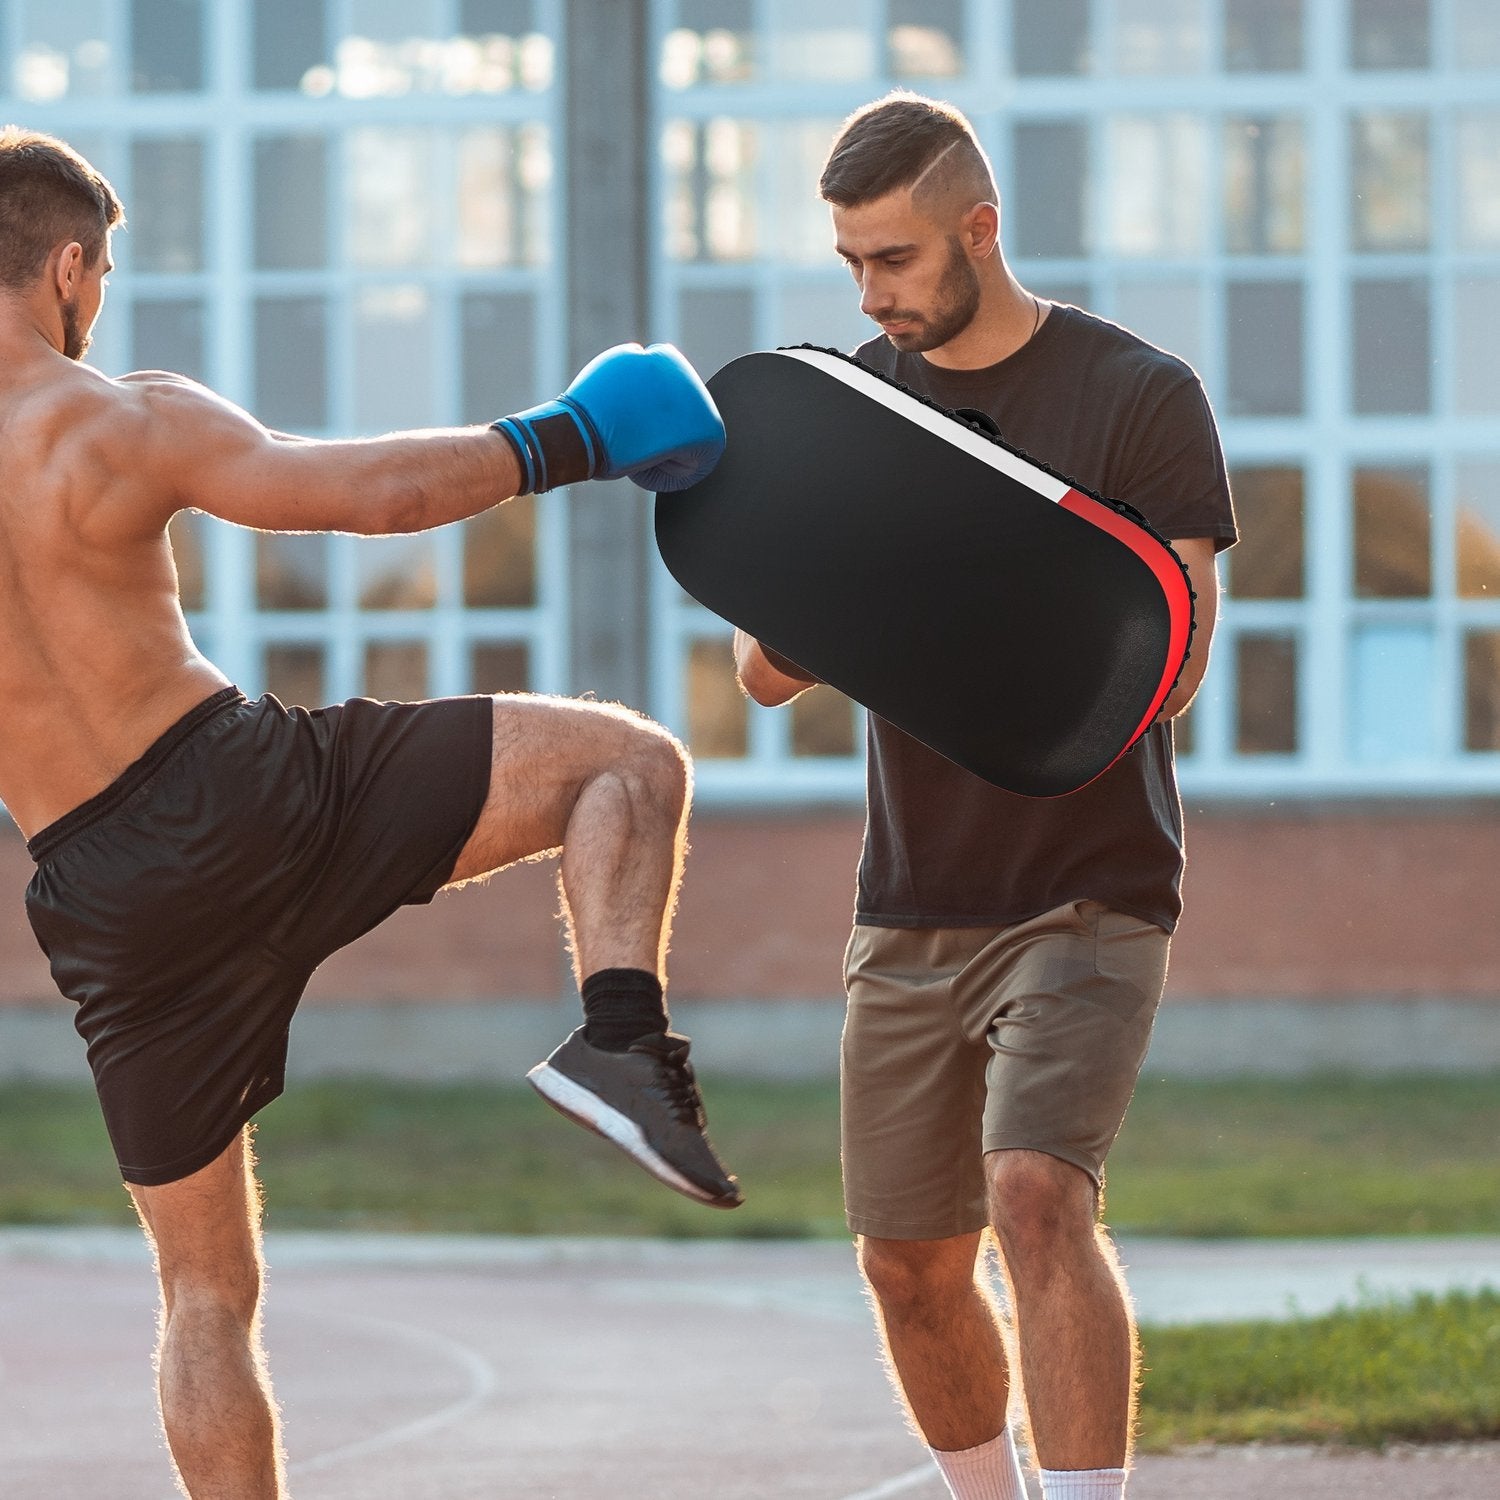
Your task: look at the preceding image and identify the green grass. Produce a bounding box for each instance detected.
[1137,1289,1500,1451]
[0,1072,1497,1238]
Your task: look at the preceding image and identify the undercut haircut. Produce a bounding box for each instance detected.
[820,92,996,220]
[0,126,124,290]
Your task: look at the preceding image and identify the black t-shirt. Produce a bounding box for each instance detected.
[853,303,1237,935]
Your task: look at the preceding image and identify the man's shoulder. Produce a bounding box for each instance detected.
[1047,303,1199,389]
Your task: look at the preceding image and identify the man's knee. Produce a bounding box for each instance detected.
[986,1149,1098,1267]
[857,1234,980,1322]
[588,711,690,821]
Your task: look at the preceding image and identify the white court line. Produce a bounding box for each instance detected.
[838,1462,936,1500]
[287,1309,499,1475]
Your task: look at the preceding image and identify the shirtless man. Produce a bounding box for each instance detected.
[0,127,738,1499]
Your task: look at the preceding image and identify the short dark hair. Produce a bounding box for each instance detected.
[819,92,995,216]
[0,126,124,290]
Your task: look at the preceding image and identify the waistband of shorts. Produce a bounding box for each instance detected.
[27,687,248,864]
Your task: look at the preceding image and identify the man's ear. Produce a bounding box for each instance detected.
[962,201,999,259]
[53,241,86,300]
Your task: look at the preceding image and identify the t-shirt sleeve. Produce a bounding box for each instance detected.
[1119,374,1238,551]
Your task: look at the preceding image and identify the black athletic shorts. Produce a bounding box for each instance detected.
[24,687,494,1187]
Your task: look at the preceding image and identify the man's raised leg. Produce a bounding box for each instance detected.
[129,1130,284,1500]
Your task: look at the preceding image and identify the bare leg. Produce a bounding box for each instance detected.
[128,1130,283,1500]
[987,1149,1136,1470]
[857,1231,1014,1452]
[445,695,691,981]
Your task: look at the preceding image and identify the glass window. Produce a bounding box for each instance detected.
[1350,0,1429,70]
[1225,280,1303,417]
[1224,0,1301,70]
[772,120,844,266]
[791,685,857,757]
[254,0,327,90]
[1012,122,1088,259]
[1227,465,1304,598]
[773,280,869,352]
[130,137,204,273]
[265,644,326,708]
[168,511,206,611]
[1464,632,1500,750]
[1114,0,1208,73]
[1114,277,1203,373]
[461,291,536,426]
[356,536,438,610]
[1350,624,1436,762]
[662,118,760,263]
[256,535,329,610]
[461,0,535,36]
[1235,635,1298,754]
[349,128,438,269]
[1107,115,1206,257]
[130,0,203,93]
[471,640,531,693]
[1456,461,1500,600]
[1454,0,1500,69]
[686,638,747,757]
[1457,114,1500,251]
[254,296,328,431]
[678,287,754,382]
[765,0,877,82]
[364,641,429,700]
[457,124,551,268]
[15,0,109,100]
[1455,278,1500,416]
[463,502,537,608]
[1350,112,1429,253]
[1351,277,1429,416]
[254,136,328,271]
[133,297,206,382]
[1224,116,1304,255]
[1354,464,1431,599]
[1013,0,1090,76]
[660,0,755,88]
[354,284,435,434]
[888,0,963,78]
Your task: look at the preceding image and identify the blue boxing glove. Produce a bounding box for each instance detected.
[492,343,724,494]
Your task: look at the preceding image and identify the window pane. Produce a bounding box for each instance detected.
[1013,0,1090,76]
[254,0,327,90]
[679,286,754,383]
[131,0,203,92]
[471,640,530,693]
[888,0,963,78]
[1464,632,1500,750]
[771,120,842,265]
[1225,280,1303,417]
[254,136,327,270]
[364,641,429,701]
[356,536,438,610]
[256,535,329,610]
[463,501,536,608]
[133,298,206,382]
[1454,0,1500,69]
[1227,466,1304,599]
[1114,277,1202,373]
[1350,113,1429,252]
[1457,114,1500,250]
[461,291,537,425]
[660,0,755,89]
[1224,116,1304,255]
[1107,115,1206,256]
[354,285,435,434]
[1351,0,1429,69]
[254,296,327,430]
[1351,277,1429,416]
[457,124,551,268]
[1225,0,1301,70]
[1114,0,1208,73]
[766,0,876,82]
[1350,625,1435,762]
[1012,123,1088,258]
[265,644,325,708]
[15,0,109,101]
[686,638,746,757]
[1236,635,1298,754]
[130,137,204,273]
[349,128,437,269]
[791,685,857,757]
[773,280,868,352]
[662,119,760,262]
[1455,277,1500,416]
[169,510,206,611]
[1354,465,1431,599]
[1457,461,1500,599]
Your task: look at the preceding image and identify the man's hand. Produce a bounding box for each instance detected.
[734,629,819,707]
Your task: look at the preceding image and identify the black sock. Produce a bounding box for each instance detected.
[580,968,669,1052]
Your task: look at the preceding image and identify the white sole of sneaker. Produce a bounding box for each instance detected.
[525,1060,726,1206]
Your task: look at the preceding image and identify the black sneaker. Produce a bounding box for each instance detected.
[526,1028,743,1209]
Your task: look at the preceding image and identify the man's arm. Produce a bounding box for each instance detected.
[733,629,819,707]
[1159,537,1219,718]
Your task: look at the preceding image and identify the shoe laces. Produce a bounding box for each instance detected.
[634,1035,705,1124]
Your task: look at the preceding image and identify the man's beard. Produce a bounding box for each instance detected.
[882,237,982,353]
[62,299,92,361]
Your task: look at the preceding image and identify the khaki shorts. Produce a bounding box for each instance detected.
[840,901,1169,1241]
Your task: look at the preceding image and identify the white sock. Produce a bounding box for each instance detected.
[1038,1468,1127,1499]
[930,1427,1029,1500]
